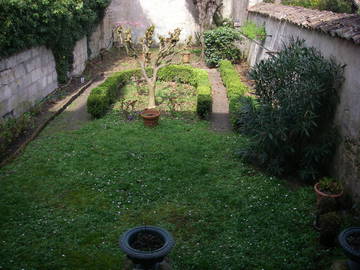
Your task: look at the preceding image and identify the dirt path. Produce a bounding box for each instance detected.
[207,69,232,132]
[40,50,139,136]
[41,50,232,136]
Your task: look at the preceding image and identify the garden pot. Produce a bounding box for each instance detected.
[182,52,190,64]
[314,183,343,203]
[339,227,360,270]
[140,109,160,127]
[119,226,175,270]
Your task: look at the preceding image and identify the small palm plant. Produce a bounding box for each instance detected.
[115,25,190,109]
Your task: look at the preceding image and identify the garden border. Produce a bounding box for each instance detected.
[218,60,250,128]
[87,65,212,119]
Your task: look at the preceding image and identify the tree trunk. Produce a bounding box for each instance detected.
[148,81,156,109]
[200,24,205,60]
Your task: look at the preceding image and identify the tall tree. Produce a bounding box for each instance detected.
[193,0,223,58]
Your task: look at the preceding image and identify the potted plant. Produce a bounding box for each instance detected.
[339,227,360,270]
[115,25,191,127]
[314,177,343,202]
[181,36,192,64]
[119,226,175,270]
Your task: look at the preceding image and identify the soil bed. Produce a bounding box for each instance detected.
[130,232,165,251]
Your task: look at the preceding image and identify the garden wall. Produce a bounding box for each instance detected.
[0,0,235,119]
[244,3,360,200]
[0,47,58,118]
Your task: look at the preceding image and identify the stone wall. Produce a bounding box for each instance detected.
[245,7,360,200]
[0,47,58,118]
[72,37,88,76]
[0,0,232,119]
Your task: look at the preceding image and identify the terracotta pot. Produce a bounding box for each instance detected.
[140,108,160,127]
[182,52,190,64]
[314,182,343,203]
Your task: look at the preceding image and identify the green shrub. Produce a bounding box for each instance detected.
[240,21,266,41]
[0,113,34,158]
[0,0,110,83]
[318,0,352,13]
[237,39,344,181]
[204,27,241,67]
[282,0,352,13]
[218,60,250,128]
[195,69,212,119]
[87,65,212,119]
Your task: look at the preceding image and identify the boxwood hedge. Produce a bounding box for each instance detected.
[87,65,212,119]
[218,60,250,128]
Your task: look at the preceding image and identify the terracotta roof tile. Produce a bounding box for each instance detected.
[248,3,360,45]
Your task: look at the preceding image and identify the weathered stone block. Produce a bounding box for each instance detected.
[5,56,17,69]
[30,68,42,83]
[0,69,15,85]
[0,98,11,117]
[25,57,41,73]
[31,47,40,58]
[0,85,12,100]
[0,60,6,71]
[14,64,26,80]
[16,50,32,64]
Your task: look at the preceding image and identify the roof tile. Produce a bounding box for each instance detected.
[248,3,360,45]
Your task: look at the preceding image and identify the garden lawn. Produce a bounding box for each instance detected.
[0,113,323,269]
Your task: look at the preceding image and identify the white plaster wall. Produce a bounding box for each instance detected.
[72,37,88,76]
[107,0,198,43]
[233,0,263,25]
[222,0,234,18]
[0,46,58,118]
[247,13,360,200]
[89,11,113,59]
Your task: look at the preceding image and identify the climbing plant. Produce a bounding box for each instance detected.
[0,0,111,83]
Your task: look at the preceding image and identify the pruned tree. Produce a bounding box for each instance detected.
[115,25,189,109]
[193,0,223,58]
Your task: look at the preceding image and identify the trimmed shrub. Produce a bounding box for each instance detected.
[204,27,241,67]
[237,39,344,181]
[87,65,212,119]
[195,69,212,119]
[218,60,250,128]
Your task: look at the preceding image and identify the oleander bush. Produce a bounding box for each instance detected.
[87,65,212,119]
[237,39,344,181]
[0,0,110,83]
[204,27,241,67]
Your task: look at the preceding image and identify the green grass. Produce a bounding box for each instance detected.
[0,112,334,269]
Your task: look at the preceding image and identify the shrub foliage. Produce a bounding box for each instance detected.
[87,65,212,119]
[218,60,249,128]
[204,27,241,67]
[237,39,344,181]
[282,0,353,13]
[0,0,110,83]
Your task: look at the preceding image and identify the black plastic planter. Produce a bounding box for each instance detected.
[339,227,360,270]
[119,226,175,270]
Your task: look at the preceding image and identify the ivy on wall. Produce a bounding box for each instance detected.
[0,0,111,83]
